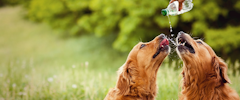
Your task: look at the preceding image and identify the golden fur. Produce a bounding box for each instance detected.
[176,32,239,100]
[104,34,170,100]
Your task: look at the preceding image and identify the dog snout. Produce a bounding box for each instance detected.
[178,31,185,37]
[158,34,166,39]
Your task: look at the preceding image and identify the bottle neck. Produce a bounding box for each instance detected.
[161,9,169,16]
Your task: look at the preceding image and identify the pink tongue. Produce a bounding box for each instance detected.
[160,39,169,47]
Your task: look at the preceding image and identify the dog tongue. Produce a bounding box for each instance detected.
[160,39,169,47]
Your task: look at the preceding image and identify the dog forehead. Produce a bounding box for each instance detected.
[198,40,216,57]
[127,43,142,59]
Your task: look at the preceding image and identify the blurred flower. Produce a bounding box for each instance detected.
[12,83,16,88]
[47,77,53,82]
[18,92,27,96]
[53,75,57,78]
[85,61,89,67]
[72,84,77,89]
[72,65,76,68]
[0,73,3,77]
[24,87,28,91]
[25,75,29,79]
[0,97,4,100]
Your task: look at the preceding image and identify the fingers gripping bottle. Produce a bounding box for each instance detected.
[161,0,193,16]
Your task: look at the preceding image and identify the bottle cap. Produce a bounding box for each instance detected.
[161,9,168,16]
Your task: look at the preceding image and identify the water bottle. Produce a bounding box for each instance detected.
[161,0,193,16]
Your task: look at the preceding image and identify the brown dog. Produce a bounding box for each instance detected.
[104,34,170,100]
[176,31,239,100]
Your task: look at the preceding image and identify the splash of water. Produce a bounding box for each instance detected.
[168,37,177,46]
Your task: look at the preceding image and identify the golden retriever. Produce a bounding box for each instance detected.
[104,34,170,100]
[176,31,240,100]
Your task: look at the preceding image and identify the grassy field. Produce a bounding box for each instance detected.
[0,6,239,100]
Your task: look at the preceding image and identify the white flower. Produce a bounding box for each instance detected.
[53,75,57,78]
[18,92,27,96]
[24,87,28,91]
[12,83,16,88]
[72,65,76,68]
[72,84,77,88]
[47,77,53,82]
[25,75,29,79]
[85,61,89,67]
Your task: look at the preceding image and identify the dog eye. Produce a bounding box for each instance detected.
[140,44,146,49]
[197,41,203,44]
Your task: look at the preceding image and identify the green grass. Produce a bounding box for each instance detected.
[0,6,239,100]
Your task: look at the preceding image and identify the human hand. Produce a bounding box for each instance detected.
[169,0,185,11]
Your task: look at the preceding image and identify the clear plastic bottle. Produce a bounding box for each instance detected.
[161,0,193,16]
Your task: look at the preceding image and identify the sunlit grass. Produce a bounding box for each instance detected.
[0,60,117,100]
[0,6,239,100]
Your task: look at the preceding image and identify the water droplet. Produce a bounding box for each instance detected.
[167,16,173,33]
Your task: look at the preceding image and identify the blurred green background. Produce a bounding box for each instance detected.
[0,0,240,100]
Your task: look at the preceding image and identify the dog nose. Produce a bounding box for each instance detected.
[178,31,185,37]
[158,33,166,39]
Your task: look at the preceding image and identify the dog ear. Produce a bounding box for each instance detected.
[116,61,132,95]
[212,56,231,84]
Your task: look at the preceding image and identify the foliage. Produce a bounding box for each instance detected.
[206,26,240,53]
[26,0,171,52]
[26,0,240,54]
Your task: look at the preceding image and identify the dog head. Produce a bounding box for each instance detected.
[176,31,231,87]
[117,34,170,97]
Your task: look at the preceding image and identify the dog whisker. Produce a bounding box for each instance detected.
[200,38,205,41]
[138,37,142,42]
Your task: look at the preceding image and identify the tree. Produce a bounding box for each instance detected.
[26,0,240,60]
